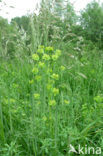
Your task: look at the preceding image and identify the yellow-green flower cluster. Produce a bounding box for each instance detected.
[32,54,39,61]
[38,45,44,49]
[47,83,52,90]
[60,65,66,71]
[29,79,34,84]
[31,45,63,108]
[4,98,16,104]
[42,54,50,61]
[46,80,54,90]
[32,67,38,74]
[45,46,54,51]
[34,93,40,100]
[12,83,19,88]
[10,98,16,103]
[52,88,59,96]
[64,100,70,105]
[38,61,45,68]
[51,73,59,80]
[47,68,53,74]
[37,48,44,54]
[35,75,42,81]
[42,116,47,121]
[55,49,61,56]
[32,46,61,63]
[94,95,103,103]
[49,100,56,106]
[52,54,59,61]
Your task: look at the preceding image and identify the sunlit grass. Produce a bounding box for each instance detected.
[0,43,103,155]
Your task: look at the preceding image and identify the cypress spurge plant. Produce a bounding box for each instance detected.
[28,45,69,155]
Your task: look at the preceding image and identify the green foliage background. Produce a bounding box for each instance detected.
[0,0,103,155]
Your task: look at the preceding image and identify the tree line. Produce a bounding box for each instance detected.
[0,0,103,58]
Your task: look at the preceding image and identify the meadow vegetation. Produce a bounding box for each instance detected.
[0,0,103,155]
